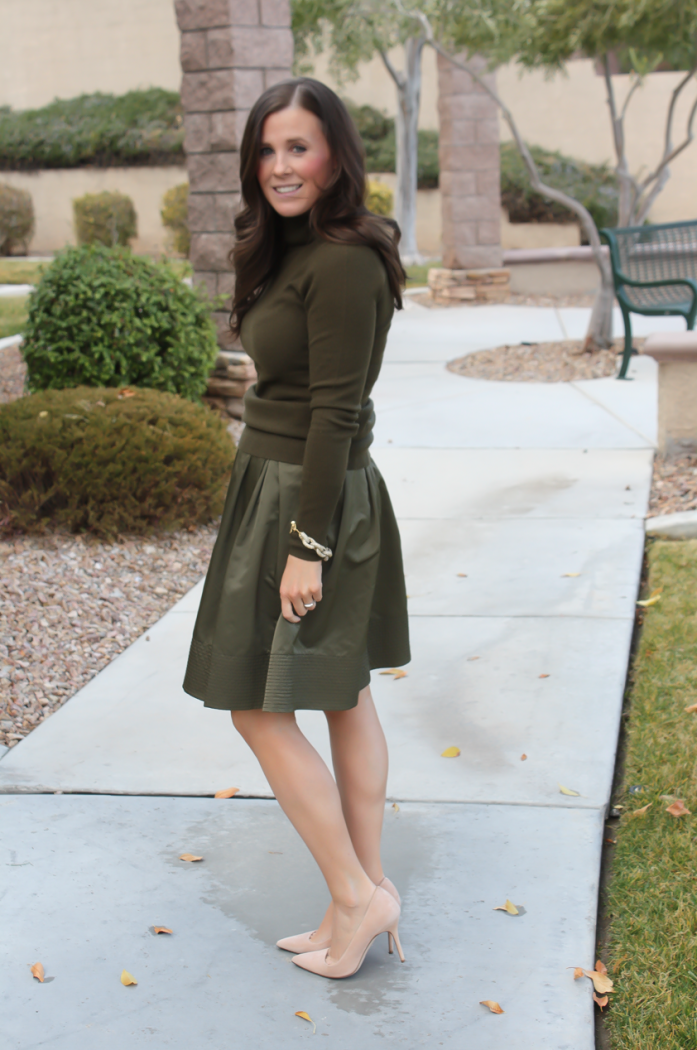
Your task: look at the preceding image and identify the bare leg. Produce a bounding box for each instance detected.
[306,686,390,942]
[231,709,375,960]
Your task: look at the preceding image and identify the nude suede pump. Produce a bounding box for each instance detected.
[276,877,401,955]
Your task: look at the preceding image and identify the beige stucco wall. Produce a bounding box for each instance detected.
[1,166,187,255]
[0,0,181,109]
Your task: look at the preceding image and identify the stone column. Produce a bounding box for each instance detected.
[430,51,509,303]
[175,0,293,349]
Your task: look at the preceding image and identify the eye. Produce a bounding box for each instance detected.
[259,146,273,157]
[291,144,307,154]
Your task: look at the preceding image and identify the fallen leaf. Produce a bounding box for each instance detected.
[295,1011,316,1033]
[595,960,608,976]
[666,799,691,817]
[38,411,48,419]
[480,1000,504,1014]
[520,754,527,761]
[456,573,468,577]
[392,802,400,812]
[573,967,584,980]
[30,962,44,983]
[441,746,461,758]
[562,572,581,577]
[467,656,480,661]
[121,970,138,986]
[685,703,697,714]
[581,968,614,994]
[379,668,407,679]
[593,993,609,1010]
[214,787,239,799]
[559,783,581,796]
[152,927,172,935]
[637,588,662,607]
[118,388,137,399]
[605,838,616,845]
[493,899,519,916]
[179,853,203,862]
[629,802,652,818]
[539,673,550,678]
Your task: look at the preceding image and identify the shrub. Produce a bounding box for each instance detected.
[74,191,137,247]
[0,386,233,538]
[366,180,393,216]
[500,142,619,231]
[22,246,218,401]
[161,182,190,256]
[0,89,184,171]
[345,102,439,189]
[0,182,34,255]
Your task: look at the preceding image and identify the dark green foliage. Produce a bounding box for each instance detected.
[0,89,184,171]
[0,387,233,538]
[344,102,440,188]
[22,246,218,401]
[74,191,137,247]
[161,182,190,256]
[500,142,619,230]
[0,181,35,254]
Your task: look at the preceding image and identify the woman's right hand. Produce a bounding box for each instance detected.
[279,554,323,623]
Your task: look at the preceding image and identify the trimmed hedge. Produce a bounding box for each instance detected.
[366,180,393,216]
[74,190,137,247]
[22,246,218,401]
[0,387,233,538]
[0,89,184,170]
[345,102,440,189]
[0,182,34,255]
[161,182,190,256]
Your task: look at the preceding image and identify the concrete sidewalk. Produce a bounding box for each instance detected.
[1,302,663,1048]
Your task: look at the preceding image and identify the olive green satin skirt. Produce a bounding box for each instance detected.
[182,451,410,712]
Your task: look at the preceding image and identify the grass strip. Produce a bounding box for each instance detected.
[605,539,697,1049]
[0,297,28,339]
[0,260,47,284]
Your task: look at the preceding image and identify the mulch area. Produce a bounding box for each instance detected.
[0,343,27,403]
[447,339,632,382]
[648,454,697,518]
[409,291,597,309]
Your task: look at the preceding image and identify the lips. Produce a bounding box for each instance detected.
[273,184,302,194]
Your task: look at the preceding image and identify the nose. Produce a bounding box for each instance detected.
[272,149,292,176]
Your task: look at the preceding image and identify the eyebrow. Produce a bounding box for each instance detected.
[260,136,311,148]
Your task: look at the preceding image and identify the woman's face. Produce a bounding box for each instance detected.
[257,105,334,217]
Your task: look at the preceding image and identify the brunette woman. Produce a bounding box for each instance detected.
[183,77,410,980]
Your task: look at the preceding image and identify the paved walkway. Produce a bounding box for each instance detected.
[1,302,673,1048]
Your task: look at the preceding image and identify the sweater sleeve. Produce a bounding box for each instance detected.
[287,244,384,561]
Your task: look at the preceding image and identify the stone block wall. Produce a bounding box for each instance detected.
[437,52,502,270]
[175,0,293,350]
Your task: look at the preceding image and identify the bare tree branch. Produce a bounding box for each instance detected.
[378,47,405,89]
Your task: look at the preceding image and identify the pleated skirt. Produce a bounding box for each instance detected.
[182,451,410,712]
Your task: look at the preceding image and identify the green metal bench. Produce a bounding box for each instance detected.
[600,219,697,379]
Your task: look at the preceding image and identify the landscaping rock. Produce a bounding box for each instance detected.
[645,510,697,540]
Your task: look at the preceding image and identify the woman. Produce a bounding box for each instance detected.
[183,77,410,979]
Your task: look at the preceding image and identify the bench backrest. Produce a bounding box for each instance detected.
[602,219,697,285]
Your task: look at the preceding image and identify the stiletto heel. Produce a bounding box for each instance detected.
[292,886,403,979]
[278,876,401,954]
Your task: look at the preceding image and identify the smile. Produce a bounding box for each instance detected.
[273,184,302,194]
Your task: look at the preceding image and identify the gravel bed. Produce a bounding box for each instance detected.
[446,339,634,382]
[649,455,697,518]
[0,528,217,750]
[0,343,26,403]
[411,291,598,309]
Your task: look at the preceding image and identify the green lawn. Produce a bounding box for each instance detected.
[0,259,48,284]
[0,296,29,339]
[603,539,697,1049]
[405,261,437,288]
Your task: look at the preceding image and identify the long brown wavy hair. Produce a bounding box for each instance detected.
[229,77,406,338]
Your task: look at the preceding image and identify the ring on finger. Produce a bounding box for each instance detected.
[303,601,316,609]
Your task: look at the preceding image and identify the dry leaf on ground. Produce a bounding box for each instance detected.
[577,968,614,994]
[629,802,652,818]
[379,668,407,679]
[179,853,203,862]
[521,754,527,761]
[121,970,138,986]
[153,927,173,935]
[493,899,520,916]
[456,572,468,577]
[30,962,44,982]
[295,1011,316,1033]
[214,787,239,799]
[637,588,662,607]
[573,967,585,979]
[685,702,697,714]
[539,673,550,678]
[593,993,609,1010]
[392,802,400,812]
[467,656,480,661]
[595,960,608,975]
[666,799,691,817]
[480,1000,504,1014]
[562,572,582,577]
[441,746,461,758]
[559,784,581,796]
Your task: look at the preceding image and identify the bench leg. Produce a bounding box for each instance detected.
[617,305,634,380]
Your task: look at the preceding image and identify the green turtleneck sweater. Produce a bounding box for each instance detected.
[238,213,395,561]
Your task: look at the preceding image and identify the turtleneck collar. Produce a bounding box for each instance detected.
[282,210,314,247]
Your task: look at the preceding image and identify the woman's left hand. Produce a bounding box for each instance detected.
[280,554,323,623]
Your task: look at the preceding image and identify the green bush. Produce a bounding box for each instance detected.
[22,246,218,401]
[0,89,184,170]
[0,182,34,255]
[345,102,439,189]
[366,180,393,216]
[500,142,619,231]
[0,387,233,538]
[74,190,137,247]
[161,182,190,256]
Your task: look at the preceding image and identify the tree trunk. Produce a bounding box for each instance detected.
[394,35,425,264]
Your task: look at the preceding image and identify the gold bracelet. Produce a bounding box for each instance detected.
[289,521,333,561]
